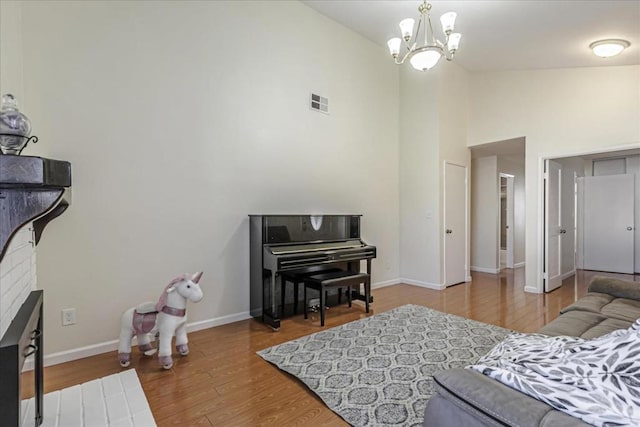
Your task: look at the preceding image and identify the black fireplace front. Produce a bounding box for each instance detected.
[0,290,44,427]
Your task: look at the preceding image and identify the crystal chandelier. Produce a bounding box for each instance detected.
[386,1,461,71]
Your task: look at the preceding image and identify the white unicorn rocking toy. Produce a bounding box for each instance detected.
[118,272,204,369]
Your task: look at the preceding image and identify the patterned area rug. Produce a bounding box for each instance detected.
[257,304,510,426]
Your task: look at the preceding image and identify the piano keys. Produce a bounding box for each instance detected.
[249,214,376,330]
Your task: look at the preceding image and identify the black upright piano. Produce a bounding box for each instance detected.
[249,214,376,330]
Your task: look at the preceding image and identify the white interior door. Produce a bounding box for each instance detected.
[545,160,563,292]
[583,174,634,273]
[505,175,515,268]
[444,162,467,286]
[498,174,514,269]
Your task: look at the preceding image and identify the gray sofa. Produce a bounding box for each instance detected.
[423,276,640,427]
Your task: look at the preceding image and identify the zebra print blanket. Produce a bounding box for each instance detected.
[470,320,640,427]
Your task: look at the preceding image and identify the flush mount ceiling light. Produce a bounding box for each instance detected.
[386,0,461,71]
[589,39,631,58]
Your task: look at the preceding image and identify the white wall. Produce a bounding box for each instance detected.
[398,66,441,287]
[0,1,24,102]
[18,0,400,356]
[497,154,525,266]
[468,66,640,292]
[398,60,469,288]
[471,156,498,272]
[438,62,470,281]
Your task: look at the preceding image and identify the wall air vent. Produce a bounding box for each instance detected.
[310,93,329,114]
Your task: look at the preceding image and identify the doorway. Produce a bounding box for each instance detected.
[470,137,525,275]
[541,147,640,292]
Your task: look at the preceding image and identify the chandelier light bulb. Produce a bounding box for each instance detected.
[448,33,461,51]
[410,50,441,71]
[387,38,402,56]
[399,18,415,41]
[589,39,631,58]
[440,12,456,34]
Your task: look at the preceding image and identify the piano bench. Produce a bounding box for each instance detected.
[303,271,371,327]
[281,268,344,316]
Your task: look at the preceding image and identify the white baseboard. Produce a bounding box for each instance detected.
[524,285,541,294]
[514,262,526,268]
[23,311,251,371]
[399,278,446,290]
[470,266,500,274]
[372,279,401,289]
[561,270,576,280]
[465,275,472,282]
[185,311,252,333]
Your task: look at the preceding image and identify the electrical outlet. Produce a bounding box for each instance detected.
[62,308,76,326]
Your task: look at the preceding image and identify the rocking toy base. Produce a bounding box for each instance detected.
[158,355,173,369]
[118,353,131,368]
[177,344,189,356]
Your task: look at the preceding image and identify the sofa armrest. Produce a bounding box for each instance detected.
[588,276,640,301]
[426,369,588,427]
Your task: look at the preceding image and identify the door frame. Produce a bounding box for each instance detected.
[443,160,469,286]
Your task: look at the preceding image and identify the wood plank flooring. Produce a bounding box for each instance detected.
[22,269,639,426]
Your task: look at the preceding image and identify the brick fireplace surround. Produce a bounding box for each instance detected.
[0,225,37,339]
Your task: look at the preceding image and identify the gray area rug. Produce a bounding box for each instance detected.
[257,304,510,426]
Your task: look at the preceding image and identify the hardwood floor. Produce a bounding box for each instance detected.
[22,269,639,426]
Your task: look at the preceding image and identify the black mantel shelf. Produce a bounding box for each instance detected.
[0,155,72,262]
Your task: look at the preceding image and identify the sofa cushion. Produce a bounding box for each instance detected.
[580,317,634,339]
[560,292,614,315]
[538,310,607,337]
[600,298,640,323]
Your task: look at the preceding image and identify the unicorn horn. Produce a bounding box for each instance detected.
[192,272,203,283]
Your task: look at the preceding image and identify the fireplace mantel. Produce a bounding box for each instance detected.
[0,155,72,262]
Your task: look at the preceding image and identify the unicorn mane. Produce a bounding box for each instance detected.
[155,273,189,312]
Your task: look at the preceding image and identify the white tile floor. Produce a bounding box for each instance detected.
[21,369,156,427]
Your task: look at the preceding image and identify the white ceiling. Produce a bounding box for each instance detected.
[302,0,640,71]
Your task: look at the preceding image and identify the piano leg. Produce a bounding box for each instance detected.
[348,259,374,304]
[263,272,281,331]
[319,282,325,327]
